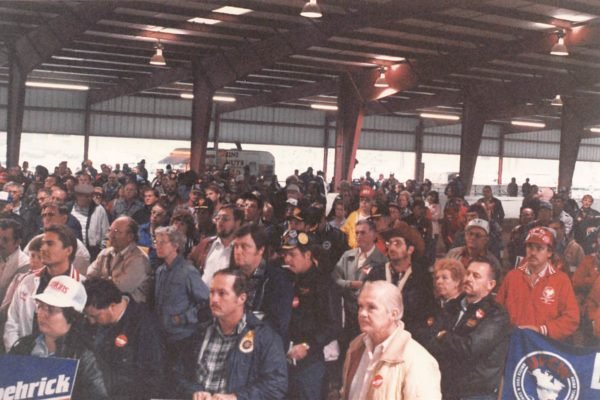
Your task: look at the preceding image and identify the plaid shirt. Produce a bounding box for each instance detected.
[196,314,247,393]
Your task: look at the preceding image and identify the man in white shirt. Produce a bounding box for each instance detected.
[189,205,242,286]
[341,281,441,400]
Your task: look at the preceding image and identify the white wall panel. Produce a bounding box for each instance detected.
[0,87,7,105]
[577,145,600,162]
[363,115,419,131]
[504,141,559,159]
[479,138,499,156]
[423,134,460,153]
[25,88,86,109]
[360,131,414,150]
[23,110,84,134]
[507,130,560,142]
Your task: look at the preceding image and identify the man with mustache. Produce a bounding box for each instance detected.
[175,268,287,400]
[496,227,579,340]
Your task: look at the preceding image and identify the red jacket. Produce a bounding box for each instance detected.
[496,263,579,340]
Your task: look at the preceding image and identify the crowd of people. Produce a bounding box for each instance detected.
[0,158,599,400]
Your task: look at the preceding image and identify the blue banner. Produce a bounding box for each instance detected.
[0,355,78,400]
[502,328,600,400]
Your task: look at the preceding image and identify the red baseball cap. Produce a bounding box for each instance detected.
[359,186,375,199]
[525,227,555,248]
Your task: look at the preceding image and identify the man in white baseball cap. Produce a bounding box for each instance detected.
[446,218,502,273]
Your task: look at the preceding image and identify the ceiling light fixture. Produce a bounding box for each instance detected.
[374,67,389,88]
[213,6,252,15]
[188,17,221,25]
[150,41,166,66]
[511,120,546,128]
[419,112,460,121]
[551,94,563,107]
[590,127,600,133]
[180,93,236,102]
[301,0,322,19]
[311,103,337,111]
[26,81,89,91]
[551,30,569,56]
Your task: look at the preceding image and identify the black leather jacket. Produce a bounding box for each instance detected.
[11,332,109,400]
[425,294,510,399]
[289,266,342,364]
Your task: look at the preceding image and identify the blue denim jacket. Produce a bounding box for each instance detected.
[155,255,209,342]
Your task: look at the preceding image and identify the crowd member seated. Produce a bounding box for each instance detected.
[333,219,386,351]
[282,230,342,400]
[426,257,510,400]
[367,225,434,343]
[549,219,583,275]
[111,182,144,220]
[87,216,152,303]
[10,276,108,399]
[341,281,441,399]
[189,204,242,284]
[83,278,164,399]
[426,258,466,327]
[0,219,28,305]
[232,224,293,343]
[574,194,600,247]
[154,225,209,379]
[497,227,579,340]
[70,183,109,261]
[341,186,374,249]
[4,225,84,350]
[176,268,288,399]
[447,218,502,273]
[138,202,170,269]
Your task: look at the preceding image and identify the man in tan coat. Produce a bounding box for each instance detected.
[341,280,441,400]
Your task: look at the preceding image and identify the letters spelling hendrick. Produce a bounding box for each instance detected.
[0,374,71,399]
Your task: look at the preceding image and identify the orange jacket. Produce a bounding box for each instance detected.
[496,263,580,340]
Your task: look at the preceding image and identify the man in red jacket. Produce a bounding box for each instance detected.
[496,227,579,340]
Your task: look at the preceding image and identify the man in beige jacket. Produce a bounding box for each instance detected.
[341,280,441,400]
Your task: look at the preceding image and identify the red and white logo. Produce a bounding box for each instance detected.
[540,286,556,304]
[115,334,128,347]
[371,374,383,388]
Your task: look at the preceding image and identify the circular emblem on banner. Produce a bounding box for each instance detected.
[115,334,128,348]
[512,351,579,400]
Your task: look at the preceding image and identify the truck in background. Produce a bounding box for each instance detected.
[159,148,275,179]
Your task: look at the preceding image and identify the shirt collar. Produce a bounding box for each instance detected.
[363,325,401,355]
[215,313,247,337]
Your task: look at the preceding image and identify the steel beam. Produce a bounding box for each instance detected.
[189,60,213,176]
[459,93,487,195]
[558,100,584,191]
[334,74,365,189]
[6,46,26,168]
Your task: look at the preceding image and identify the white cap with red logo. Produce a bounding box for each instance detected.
[34,275,87,312]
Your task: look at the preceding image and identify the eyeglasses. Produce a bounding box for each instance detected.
[213,215,232,222]
[35,301,63,316]
[107,228,124,234]
[41,213,56,218]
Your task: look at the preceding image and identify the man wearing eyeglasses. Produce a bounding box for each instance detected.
[87,216,152,303]
[446,218,502,273]
[189,205,243,286]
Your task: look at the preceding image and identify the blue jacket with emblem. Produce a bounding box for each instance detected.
[175,311,288,400]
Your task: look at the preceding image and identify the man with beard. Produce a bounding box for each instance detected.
[189,205,243,285]
[367,224,434,344]
[497,227,579,340]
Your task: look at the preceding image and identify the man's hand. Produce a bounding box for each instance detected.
[287,344,309,361]
[193,392,212,400]
[350,280,363,289]
[518,325,540,333]
[212,394,237,400]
